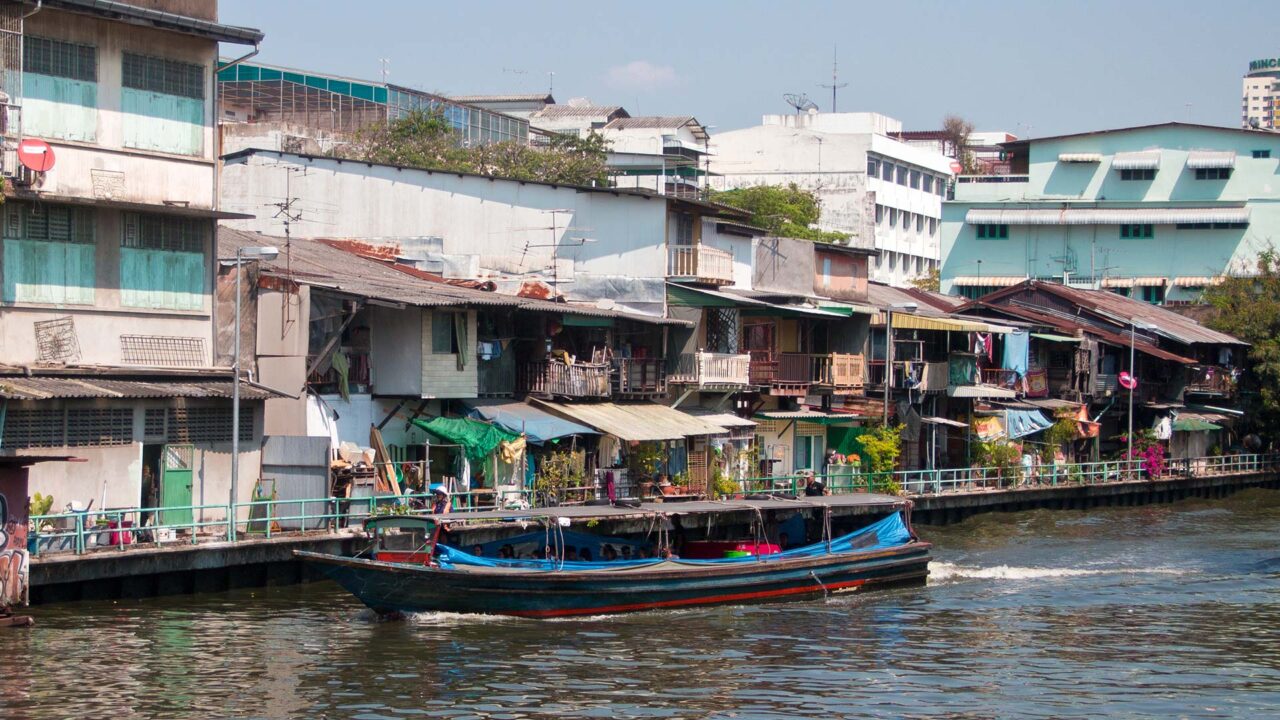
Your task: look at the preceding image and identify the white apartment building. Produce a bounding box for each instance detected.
[709,112,952,287]
[1242,58,1280,129]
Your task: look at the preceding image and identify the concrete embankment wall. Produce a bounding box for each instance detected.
[27,470,1280,605]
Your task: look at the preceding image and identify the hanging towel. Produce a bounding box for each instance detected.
[1002,330,1030,378]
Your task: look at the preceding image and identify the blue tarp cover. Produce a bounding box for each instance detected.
[1006,409,1053,439]
[1003,329,1030,377]
[462,399,598,444]
[435,512,912,572]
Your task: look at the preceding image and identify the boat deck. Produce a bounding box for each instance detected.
[429,493,905,525]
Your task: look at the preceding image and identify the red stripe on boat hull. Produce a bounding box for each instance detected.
[507,578,870,618]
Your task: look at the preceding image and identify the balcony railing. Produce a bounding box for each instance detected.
[518,361,611,398]
[982,368,1020,388]
[812,353,865,390]
[612,357,667,397]
[670,351,751,387]
[751,352,866,393]
[667,244,735,286]
[1185,365,1236,397]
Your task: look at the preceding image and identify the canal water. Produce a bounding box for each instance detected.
[5,490,1280,719]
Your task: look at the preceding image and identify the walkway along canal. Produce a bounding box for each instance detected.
[24,453,1280,605]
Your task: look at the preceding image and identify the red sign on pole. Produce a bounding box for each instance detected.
[17,138,55,173]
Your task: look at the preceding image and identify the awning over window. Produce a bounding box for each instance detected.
[1006,409,1054,439]
[950,275,1027,287]
[1112,151,1161,170]
[1101,276,1167,288]
[921,416,968,428]
[1186,151,1236,169]
[1058,153,1102,163]
[879,313,1013,334]
[682,407,758,430]
[1172,276,1226,287]
[461,399,598,444]
[965,207,1250,226]
[753,410,863,425]
[532,400,727,441]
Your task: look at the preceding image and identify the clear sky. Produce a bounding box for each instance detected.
[220,0,1279,138]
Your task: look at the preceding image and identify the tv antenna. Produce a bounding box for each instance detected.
[817,45,847,112]
[379,58,390,84]
[783,93,819,114]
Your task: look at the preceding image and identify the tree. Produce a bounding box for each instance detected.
[341,109,611,187]
[1202,250,1280,438]
[708,184,850,243]
[910,268,940,292]
[942,114,979,174]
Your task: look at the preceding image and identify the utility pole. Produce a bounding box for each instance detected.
[817,45,848,113]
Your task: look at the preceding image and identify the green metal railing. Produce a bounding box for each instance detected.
[27,453,1279,557]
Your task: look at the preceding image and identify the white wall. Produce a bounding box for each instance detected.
[221,151,670,291]
[710,118,951,287]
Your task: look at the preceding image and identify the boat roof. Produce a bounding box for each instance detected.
[379,493,907,526]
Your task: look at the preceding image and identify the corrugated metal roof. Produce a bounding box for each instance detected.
[1058,153,1102,162]
[220,229,684,326]
[605,116,698,130]
[965,207,1250,225]
[1186,150,1237,169]
[985,281,1246,347]
[948,384,1018,399]
[682,408,758,429]
[531,105,628,120]
[1111,151,1161,170]
[531,400,727,441]
[0,376,278,401]
[451,93,555,103]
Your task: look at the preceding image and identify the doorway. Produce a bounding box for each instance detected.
[159,444,194,526]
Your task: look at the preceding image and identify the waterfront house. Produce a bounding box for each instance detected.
[941,122,1280,304]
[0,1,266,520]
[953,280,1247,459]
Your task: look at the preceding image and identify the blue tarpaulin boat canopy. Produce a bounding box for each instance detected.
[462,399,598,445]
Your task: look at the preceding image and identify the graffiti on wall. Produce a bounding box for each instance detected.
[0,480,31,608]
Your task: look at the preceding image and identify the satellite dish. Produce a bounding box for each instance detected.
[783,93,819,114]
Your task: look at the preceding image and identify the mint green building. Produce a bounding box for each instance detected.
[941,122,1280,304]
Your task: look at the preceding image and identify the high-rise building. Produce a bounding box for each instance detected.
[1242,58,1280,129]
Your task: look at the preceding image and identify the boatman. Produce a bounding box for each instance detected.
[430,485,451,515]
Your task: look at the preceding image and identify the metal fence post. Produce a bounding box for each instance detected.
[228,502,236,542]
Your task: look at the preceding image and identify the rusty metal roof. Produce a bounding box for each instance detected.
[0,376,278,401]
[978,281,1245,347]
[219,228,688,326]
[531,105,628,120]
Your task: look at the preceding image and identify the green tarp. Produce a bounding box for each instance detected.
[1172,417,1223,432]
[412,416,520,465]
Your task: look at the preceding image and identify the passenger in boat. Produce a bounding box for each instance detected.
[498,544,515,559]
[639,546,654,559]
[621,546,633,561]
[565,547,579,561]
[471,545,484,557]
[579,548,592,562]
[602,545,619,561]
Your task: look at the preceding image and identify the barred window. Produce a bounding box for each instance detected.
[122,52,204,99]
[166,407,253,444]
[24,36,97,81]
[0,407,132,448]
[122,213,205,253]
[144,408,167,441]
[3,204,95,243]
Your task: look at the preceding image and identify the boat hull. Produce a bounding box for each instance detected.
[297,542,931,618]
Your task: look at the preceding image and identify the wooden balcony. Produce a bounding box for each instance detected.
[612,357,668,399]
[667,244,735,286]
[1185,364,1236,398]
[749,352,866,395]
[670,351,751,388]
[518,361,611,399]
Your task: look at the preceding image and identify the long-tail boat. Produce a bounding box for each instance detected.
[296,494,930,618]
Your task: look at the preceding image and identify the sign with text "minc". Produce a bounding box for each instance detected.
[1249,58,1280,74]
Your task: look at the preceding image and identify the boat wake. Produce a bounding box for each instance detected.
[406,610,522,626]
[929,562,1190,583]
